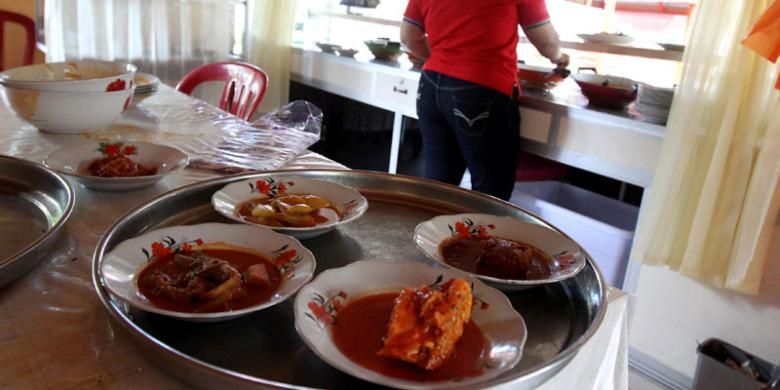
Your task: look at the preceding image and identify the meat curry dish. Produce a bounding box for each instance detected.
[87,155,158,177]
[439,236,555,280]
[137,248,282,313]
[331,278,488,381]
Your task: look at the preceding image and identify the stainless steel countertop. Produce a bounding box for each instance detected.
[519,78,671,127]
[292,45,671,129]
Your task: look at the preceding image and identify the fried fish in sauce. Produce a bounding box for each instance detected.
[378,278,473,370]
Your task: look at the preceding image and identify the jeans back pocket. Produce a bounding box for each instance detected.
[452,97,492,138]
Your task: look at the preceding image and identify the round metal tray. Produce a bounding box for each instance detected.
[92,170,607,389]
[0,155,74,288]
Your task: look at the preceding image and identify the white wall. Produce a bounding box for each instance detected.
[630,222,780,377]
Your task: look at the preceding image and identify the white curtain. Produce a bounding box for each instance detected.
[248,0,298,113]
[631,0,780,294]
[44,0,241,85]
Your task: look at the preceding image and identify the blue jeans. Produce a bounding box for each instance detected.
[417,71,519,200]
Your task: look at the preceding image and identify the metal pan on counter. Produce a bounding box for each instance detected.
[517,62,570,91]
[573,67,639,108]
[0,155,75,288]
[92,170,608,389]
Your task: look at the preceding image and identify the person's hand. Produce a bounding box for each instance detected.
[553,52,570,70]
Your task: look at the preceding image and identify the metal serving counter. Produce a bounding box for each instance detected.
[290,46,667,187]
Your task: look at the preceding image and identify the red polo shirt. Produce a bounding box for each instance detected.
[404,0,551,96]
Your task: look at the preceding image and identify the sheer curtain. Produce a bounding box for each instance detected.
[44,0,240,85]
[247,0,297,113]
[631,0,780,294]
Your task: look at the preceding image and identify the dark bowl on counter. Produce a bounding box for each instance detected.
[364,39,403,62]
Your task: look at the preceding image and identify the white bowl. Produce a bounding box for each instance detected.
[0,60,136,92]
[1,85,134,133]
[44,141,188,191]
[577,33,634,45]
[414,213,586,291]
[100,223,316,322]
[212,175,369,240]
[294,260,527,390]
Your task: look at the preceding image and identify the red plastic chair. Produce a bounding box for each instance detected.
[176,61,269,121]
[0,10,36,72]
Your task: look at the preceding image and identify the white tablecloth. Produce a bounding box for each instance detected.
[0,86,627,389]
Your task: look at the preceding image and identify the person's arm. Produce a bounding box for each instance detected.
[518,0,569,69]
[400,20,431,60]
[524,23,569,69]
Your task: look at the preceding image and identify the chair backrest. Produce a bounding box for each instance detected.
[0,10,35,72]
[176,61,269,121]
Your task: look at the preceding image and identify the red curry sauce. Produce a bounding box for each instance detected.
[137,249,282,313]
[331,293,488,381]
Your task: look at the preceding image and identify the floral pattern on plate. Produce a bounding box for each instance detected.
[415,213,587,291]
[43,141,188,192]
[100,223,316,322]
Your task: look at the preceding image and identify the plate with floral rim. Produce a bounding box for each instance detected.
[211,175,369,240]
[99,222,316,322]
[44,141,188,191]
[294,260,527,390]
[414,213,586,291]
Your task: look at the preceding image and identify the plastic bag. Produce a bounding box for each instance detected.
[188,100,322,173]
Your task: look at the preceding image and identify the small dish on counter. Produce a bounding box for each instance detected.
[335,48,359,57]
[294,260,526,390]
[316,42,342,54]
[578,32,634,45]
[44,141,188,191]
[414,213,586,291]
[100,223,316,322]
[211,175,369,240]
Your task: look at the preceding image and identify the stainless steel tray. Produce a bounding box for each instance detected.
[92,170,607,389]
[0,155,74,288]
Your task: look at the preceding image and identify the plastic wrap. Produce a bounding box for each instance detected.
[187,100,323,174]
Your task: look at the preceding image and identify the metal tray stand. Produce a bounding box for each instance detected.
[93,170,607,389]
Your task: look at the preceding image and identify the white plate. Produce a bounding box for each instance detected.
[414,213,586,291]
[134,72,160,94]
[578,33,634,45]
[211,175,369,240]
[294,260,526,390]
[44,141,188,191]
[100,223,316,322]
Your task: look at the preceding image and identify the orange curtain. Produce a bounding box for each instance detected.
[742,0,780,88]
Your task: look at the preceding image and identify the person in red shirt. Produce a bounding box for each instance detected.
[401,0,569,200]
